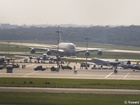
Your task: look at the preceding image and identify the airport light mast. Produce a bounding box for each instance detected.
[56,27,61,66]
[85,37,90,69]
[56,28,61,56]
[7,41,10,58]
[85,37,90,50]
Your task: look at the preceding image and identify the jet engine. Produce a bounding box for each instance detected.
[85,51,90,57]
[97,50,103,56]
[30,48,36,54]
[42,54,48,60]
[46,49,51,55]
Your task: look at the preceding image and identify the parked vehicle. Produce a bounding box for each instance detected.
[61,65,72,70]
[50,66,59,72]
[12,64,20,68]
[34,66,46,71]
[80,62,90,67]
[0,65,4,70]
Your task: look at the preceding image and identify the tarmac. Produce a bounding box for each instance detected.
[0,59,140,80]
[0,59,140,95]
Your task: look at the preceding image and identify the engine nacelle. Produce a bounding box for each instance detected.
[42,54,48,60]
[30,48,36,54]
[97,50,103,56]
[46,49,51,55]
[85,51,90,57]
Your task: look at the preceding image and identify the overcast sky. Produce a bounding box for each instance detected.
[0,0,140,25]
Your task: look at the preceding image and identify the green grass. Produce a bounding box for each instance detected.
[0,78,140,90]
[0,92,139,105]
[0,43,28,52]
[76,41,140,51]
[76,52,140,59]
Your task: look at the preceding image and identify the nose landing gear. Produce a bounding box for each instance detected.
[114,66,118,73]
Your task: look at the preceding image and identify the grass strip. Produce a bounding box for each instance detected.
[0,78,140,90]
[0,92,139,105]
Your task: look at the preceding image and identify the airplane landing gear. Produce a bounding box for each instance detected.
[114,66,118,73]
[114,69,118,73]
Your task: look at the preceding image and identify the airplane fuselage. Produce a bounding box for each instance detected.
[58,42,76,56]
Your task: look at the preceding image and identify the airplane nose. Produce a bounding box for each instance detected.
[68,45,75,49]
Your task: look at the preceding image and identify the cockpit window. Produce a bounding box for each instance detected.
[68,45,75,49]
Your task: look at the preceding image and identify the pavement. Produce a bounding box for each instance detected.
[0,87,140,94]
[0,59,140,80]
[0,59,139,95]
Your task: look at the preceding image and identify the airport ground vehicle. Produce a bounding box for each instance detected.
[80,62,90,68]
[50,66,59,72]
[12,64,20,68]
[130,64,140,71]
[6,63,20,69]
[0,65,4,70]
[34,66,46,71]
[61,65,72,70]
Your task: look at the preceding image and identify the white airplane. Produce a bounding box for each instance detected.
[29,42,103,57]
[91,58,121,67]
[89,58,133,73]
[15,53,51,62]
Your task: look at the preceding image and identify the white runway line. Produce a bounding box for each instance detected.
[105,72,113,79]
[23,71,39,76]
[123,73,130,79]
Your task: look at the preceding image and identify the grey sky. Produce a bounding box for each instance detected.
[0,0,140,25]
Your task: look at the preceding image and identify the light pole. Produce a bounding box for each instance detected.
[85,37,90,50]
[56,27,61,66]
[85,37,90,69]
[8,41,10,57]
[16,46,19,54]
[56,28,61,57]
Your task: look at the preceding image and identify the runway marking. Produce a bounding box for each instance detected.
[123,73,130,79]
[24,71,39,76]
[105,72,113,79]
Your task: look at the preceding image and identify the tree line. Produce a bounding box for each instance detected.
[0,25,140,46]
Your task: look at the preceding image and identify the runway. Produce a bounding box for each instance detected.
[0,87,140,94]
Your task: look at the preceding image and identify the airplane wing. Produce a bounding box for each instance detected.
[92,57,126,67]
[76,48,102,55]
[47,49,65,53]
[15,53,51,61]
[29,47,65,55]
[76,48,100,53]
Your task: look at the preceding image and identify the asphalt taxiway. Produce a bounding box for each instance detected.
[0,87,140,94]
